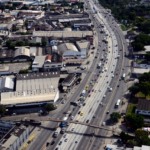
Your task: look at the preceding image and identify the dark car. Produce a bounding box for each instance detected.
[59,141,62,145]
[51,141,55,145]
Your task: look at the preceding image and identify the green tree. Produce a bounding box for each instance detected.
[139,82,150,97]
[135,130,150,146]
[131,42,144,51]
[139,20,150,34]
[129,83,140,95]
[120,131,133,143]
[139,72,150,83]
[125,114,144,130]
[44,103,56,112]
[0,105,6,116]
[110,112,121,123]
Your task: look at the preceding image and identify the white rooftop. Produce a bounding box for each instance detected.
[144,45,150,52]
[133,68,150,74]
[32,56,46,68]
[1,77,59,105]
[33,31,93,38]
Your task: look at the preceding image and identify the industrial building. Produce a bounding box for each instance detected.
[58,41,90,65]
[0,72,60,106]
[0,121,32,150]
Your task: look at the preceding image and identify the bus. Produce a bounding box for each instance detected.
[115,99,121,108]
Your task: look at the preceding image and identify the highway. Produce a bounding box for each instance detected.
[27,0,129,150]
[77,1,130,150]
[51,1,123,149]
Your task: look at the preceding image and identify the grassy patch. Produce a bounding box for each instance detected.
[126,103,136,115]
[121,24,127,31]
[136,92,150,100]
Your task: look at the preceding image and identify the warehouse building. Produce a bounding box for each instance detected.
[58,41,90,65]
[0,72,60,106]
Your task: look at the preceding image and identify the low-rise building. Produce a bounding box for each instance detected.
[136,99,150,116]
[0,66,11,75]
[0,76,15,92]
[32,56,46,72]
[132,68,150,77]
[105,144,150,150]
[62,73,81,91]
[0,121,32,150]
[43,54,62,71]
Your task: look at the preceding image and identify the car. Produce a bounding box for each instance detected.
[102,122,106,126]
[59,141,62,145]
[71,116,74,120]
[46,142,50,147]
[86,120,89,123]
[64,139,68,142]
[61,100,65,104]
[63,134,67,138]
[78,111,81,114]
[106,111,110,114]
[103,95,106,98]
[51,141,55,145]
[80,112,83,116]
[71,128,74,131]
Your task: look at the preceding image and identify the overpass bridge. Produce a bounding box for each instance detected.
[39,117,121,135]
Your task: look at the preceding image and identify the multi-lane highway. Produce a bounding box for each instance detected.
[51,0,128,149]
[27,0,129,149]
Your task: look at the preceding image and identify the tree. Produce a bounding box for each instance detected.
[120,131,133,143]
[139,82,150,97]
[44,103,56,112]
[135,130,150,146]
[139,20,150,34]
[0,105,6,116]
[131,42,144,51]
[129,83,140,95]
[139,72,150,83]
[110,112,121,123]
[125,114,144,130]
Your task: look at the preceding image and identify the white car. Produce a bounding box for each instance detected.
[71,116,74,120]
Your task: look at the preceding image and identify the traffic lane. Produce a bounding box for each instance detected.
[56,45,116,149]
[47,27,103,149]
[77,96,108,150]
[53,2,118,149]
